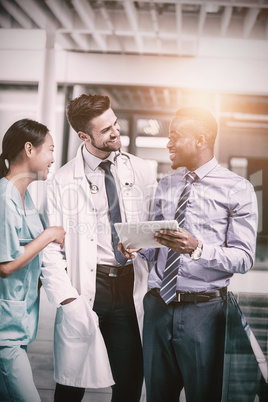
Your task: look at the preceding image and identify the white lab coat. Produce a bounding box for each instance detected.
[41,145,156,388]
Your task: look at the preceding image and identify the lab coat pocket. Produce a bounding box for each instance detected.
[0,299,28,342]
[54,294,114,388]
[60,295,99,339]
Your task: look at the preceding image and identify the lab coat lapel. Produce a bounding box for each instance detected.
[74,144,95,212]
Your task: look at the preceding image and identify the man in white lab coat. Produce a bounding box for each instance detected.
[41,94,156,402]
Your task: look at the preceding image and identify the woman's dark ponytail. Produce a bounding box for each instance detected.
[0,153,9,179]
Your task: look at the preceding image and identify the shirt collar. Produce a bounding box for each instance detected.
[82,145,116,171]
[185,156,218,180]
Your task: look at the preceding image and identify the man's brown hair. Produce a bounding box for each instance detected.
[66,93,111,133]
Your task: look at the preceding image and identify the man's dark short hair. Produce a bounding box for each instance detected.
[175,106,218,147]
[66,93,111,133]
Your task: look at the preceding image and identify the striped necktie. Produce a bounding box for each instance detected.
[99,161,128,266]
[160,172,198,304]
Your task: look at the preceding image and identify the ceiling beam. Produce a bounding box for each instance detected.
[221,6,232,37]
[124,88,134,106]
[150,6,159,33]
[111,88,125,105]
[71,32,90,51]
[13,0,76,50]
[45,0,73,30]
[45,0,89,51]
[97,87,120,108]
[198,5,207,36]
[130,0,268,8]
[1,0,33,29]
[0,0,267,57]
[243,8,260,38]
[98,1,123,52]
[175,3,182,53]
[99,1,114,31]
[56,32,78,50]
[123,0,144,53]
[163,88,170,106]
[14,0,58,30]
[0,8,12,28]
[150,88,158,106]
[72,0,107,52]
[177,89,182,109]
[150,6,162,54]
[137,89,146,106]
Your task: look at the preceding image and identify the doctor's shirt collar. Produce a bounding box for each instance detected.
[82,145,116,171]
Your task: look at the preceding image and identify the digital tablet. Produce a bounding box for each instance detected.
[114,220,179,249]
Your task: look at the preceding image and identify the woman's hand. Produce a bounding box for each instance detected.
[45,226,66,249]
[0,227,66,278]
[118,241,140,260]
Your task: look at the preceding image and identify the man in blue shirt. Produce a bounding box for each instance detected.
[123,106,258,402]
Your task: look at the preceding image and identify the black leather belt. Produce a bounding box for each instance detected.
[152,287,227,303]
[97,264,133,278]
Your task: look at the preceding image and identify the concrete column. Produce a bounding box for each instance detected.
[128,114,137,156]
[214,92,221,163]
[67,84,87,161]
[37,31,57,136]
[31,31,57,210]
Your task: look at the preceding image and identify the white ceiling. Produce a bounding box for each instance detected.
[1,1,268,115]
[0,0,267,57]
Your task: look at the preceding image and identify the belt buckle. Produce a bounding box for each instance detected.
[109,267,118,277]
[176,292,181,302]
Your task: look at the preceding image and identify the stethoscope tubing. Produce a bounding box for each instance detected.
[85,150,135,194]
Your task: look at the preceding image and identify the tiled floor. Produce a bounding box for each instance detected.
[28,288,185,402]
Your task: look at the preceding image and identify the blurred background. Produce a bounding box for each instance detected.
[0,1,268,400]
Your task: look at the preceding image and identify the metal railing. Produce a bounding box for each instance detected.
[222,292,268,401]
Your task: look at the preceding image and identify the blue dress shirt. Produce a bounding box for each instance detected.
[139,157,258,293]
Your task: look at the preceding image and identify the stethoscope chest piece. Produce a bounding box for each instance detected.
[85,175,99,194]
[90,184,99,194]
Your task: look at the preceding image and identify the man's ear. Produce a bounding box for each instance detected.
[78,131,90,142]
[196,134,205,147]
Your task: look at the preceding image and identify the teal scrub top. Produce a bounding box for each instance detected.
[0,178,44,346]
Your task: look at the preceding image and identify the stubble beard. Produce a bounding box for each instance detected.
[91,137,122,153]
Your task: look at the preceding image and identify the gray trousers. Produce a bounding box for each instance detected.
[143,288,226,402]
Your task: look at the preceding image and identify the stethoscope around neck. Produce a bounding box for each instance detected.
[85,149,135,194]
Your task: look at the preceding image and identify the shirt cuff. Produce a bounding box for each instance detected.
[199,243,213,263]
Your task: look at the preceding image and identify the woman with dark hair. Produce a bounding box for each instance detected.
[0,119,65,402]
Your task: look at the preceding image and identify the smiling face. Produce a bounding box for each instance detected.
[81,108,121,159]
[167,117,201,171]
[30,132,55,180]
